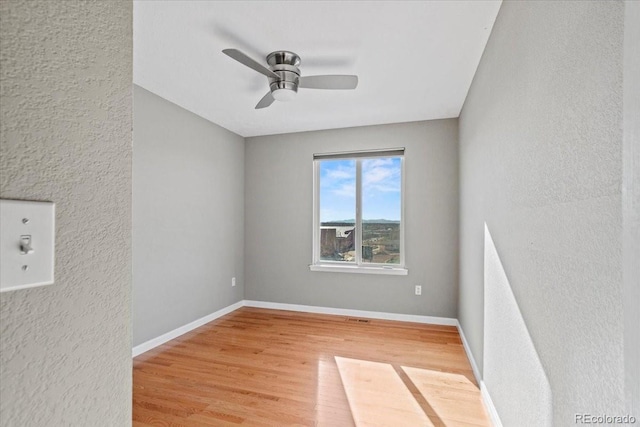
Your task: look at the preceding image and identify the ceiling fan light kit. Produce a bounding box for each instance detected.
[223,48,358,109]
[267,51,300,102]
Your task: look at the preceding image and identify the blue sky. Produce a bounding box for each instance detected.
[319,157,401,222]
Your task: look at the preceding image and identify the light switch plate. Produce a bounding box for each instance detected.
[0,199,55,292]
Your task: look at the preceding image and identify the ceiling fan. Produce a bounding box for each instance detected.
[222,49,358,109]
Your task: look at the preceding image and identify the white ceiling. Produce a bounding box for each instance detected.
[134,1,501,137]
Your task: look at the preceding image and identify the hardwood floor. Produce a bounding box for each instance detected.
[133,307,491,426]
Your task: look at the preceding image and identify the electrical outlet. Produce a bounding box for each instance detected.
[232,277,236,287]
[415,285,422,296]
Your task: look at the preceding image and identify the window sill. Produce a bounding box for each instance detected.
[309,264,408,276]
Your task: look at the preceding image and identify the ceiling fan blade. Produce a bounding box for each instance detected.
[299,75,358,90]
[223,49,279,79]
[255,91,275,109]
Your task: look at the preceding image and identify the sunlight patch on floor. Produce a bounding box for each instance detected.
[335,356,434,427]
[316,356,356,426]
[402,366,491,426]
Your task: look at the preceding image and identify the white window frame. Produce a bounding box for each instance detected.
[310,148,408,275]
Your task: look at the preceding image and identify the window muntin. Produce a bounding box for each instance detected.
[314,149,404,269]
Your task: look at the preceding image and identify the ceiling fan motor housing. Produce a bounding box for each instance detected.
[266,51,301,99]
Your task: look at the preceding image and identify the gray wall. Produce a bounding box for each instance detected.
[0,1,132,426]
[459,1,625,424]
[623,0,640,417]
[133,85,244,346]
[245,120,458,318]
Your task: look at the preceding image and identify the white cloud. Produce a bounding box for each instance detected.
[364,167,395,185]
[326,169,353,180]
[332,183,355,197]
[321,161,355,198]
[364,158,394,168]
[363,159,400,193]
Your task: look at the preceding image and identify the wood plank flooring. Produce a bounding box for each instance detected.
[133,307,491,426]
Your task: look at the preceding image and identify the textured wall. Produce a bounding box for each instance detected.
[483,224,552,426]
[458,1,625,424]
[245,120,459,318]
[133,85,244,346]
[623,1,640,417]
[0,1,132,426]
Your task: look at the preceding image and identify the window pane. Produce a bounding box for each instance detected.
[362,157,401,264]
[319,159,356,262]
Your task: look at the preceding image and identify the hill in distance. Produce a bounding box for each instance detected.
[321,219,400,225]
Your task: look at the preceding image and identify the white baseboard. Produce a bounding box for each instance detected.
[456,320,482,385]
[481,381,503,427]
[132,300,244,357]
[243,300,458,326]
[132,300,455,358]
[456,320,503,427]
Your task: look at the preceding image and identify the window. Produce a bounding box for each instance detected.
[311,149,407,275]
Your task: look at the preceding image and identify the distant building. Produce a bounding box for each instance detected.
[320,227,354,259]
